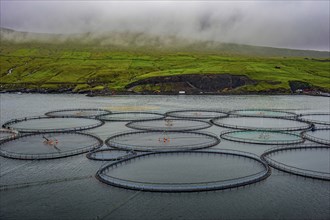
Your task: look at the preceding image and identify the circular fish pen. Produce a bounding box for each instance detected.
[86,149,136,161]
[0,132,103,160]
[220,130,304,145]
[45,108,111,118]
[302,129,330,145]
[0,129,18,142]
[228,109,297,119]
[298,113,330,125]
[96,150,270,192]
[262,145,330,180]
[2,116,104,133]
[211,116,311,131]
[97,112,164,122]
[105,131,220,152]
[165,109,228,119]
[126,119,212,131]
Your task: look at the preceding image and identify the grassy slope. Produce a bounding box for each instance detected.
[0,39,329,93]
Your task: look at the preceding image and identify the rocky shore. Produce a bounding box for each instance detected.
[2,88,329,97]
[1,74,328,97]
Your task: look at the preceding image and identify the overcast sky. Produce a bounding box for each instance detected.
[1,1,329,51]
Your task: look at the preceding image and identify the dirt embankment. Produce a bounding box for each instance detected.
[126,74,256,94]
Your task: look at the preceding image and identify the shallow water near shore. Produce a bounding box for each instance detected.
[0,94,329,220]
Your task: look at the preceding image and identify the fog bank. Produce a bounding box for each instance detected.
[1,1,329,51]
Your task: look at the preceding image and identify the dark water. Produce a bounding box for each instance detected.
[0,94,329,220]
[89,150,130,160]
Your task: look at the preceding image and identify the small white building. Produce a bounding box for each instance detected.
[179,91,186,94]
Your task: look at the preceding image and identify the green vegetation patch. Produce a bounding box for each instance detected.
[1,42,329,93]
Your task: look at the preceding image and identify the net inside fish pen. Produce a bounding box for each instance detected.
[105,131,220,152]
[211,116,311,131]
[126,119,212,131]
[96,150,270,192]
[298,113,330,125]
[165,109,228,119]
[2,116,104,133]
[220,130,304,145]
[45,108,111,118]
[0,132,103,160]
[261,145,330,181]
[228,109,297,119]
[97,112,164,122]
[302,129,330,145]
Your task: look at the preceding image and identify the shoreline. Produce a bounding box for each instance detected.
[1,90,329,97]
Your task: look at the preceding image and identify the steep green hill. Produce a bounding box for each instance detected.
[1,28,329,94]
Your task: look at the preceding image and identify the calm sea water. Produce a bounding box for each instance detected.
[0,94,329,220]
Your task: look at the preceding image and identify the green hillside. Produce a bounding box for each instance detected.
[1,29,329,94]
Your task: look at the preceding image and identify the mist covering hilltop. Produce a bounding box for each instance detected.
[1,28,329,58]
[2,1,329,51]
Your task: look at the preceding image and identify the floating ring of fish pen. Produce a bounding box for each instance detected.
[126,119,212,131]
[97,112,165,122]
[211,116,311,131]
[105,131,220,152]
[2,116,104,133]
[302,128,330,145]
[220,130,304,145]
[0,129,19,142]
[261,145,330,180]
[297,113,330,125]
[96,150,271,192]
[45,108,111,118]
[228,109,297,119]
[86,149,136,161]
[165,109,228,119]
[0,132,103,160]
